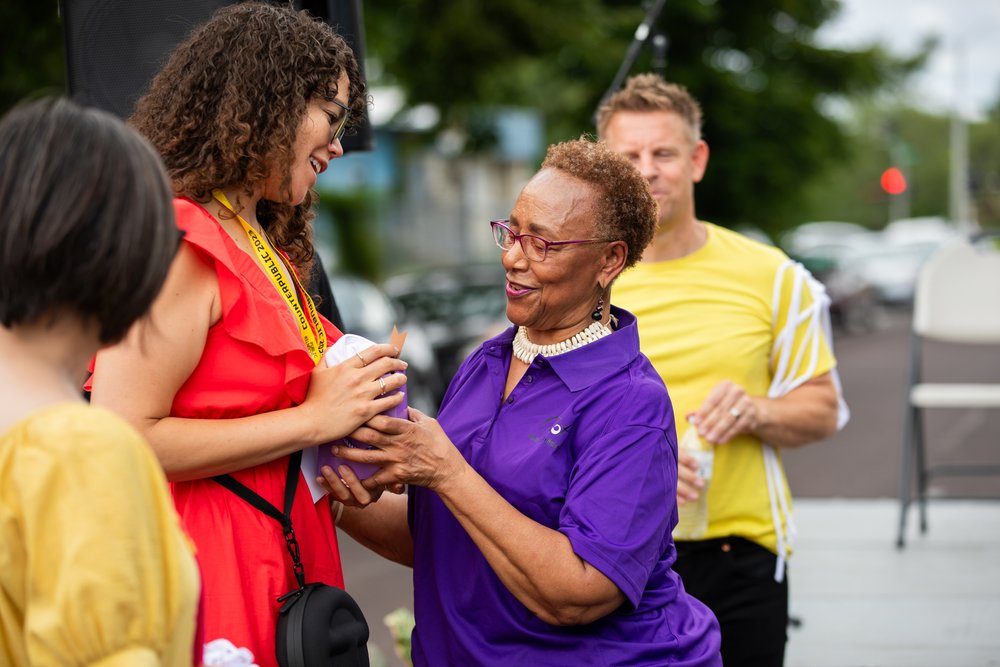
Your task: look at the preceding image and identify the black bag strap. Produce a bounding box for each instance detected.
[213,450,307,590]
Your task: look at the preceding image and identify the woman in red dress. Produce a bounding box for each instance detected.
[89,4,405,665]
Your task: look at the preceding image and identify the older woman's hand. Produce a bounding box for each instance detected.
[317,462,387,509]
[332,408,468,493]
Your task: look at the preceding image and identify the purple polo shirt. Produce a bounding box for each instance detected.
[409,307,721,666]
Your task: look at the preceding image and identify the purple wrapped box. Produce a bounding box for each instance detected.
[316,334,408,481]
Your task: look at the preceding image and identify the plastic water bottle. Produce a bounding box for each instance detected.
[673,419,714,540]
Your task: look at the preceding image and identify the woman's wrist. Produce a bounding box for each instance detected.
[430,456,473,497]
[288,402,325,448]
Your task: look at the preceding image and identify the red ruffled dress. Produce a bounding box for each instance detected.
[159,199,344,665]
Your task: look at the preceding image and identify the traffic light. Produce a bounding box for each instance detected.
[880,167,907,196]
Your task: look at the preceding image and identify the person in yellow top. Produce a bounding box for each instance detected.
[0,97,199,666]
[599,73,849,667]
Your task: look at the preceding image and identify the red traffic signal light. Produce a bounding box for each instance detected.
[880,167,907,195]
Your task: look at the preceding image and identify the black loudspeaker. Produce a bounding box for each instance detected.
[301,0,372,152]
[59,0,372,152]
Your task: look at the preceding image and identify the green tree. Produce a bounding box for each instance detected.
[799,95,1000,230]
[970,97,1000,227]
[800,104,951,228]
[3,1,930,240]
[0,2,65,112]
[364,0,925,239]
[897,108,951,221]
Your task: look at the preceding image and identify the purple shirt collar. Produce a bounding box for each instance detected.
[486,306,640,393]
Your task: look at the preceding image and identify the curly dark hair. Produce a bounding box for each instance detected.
[540,138,657,271]
[130,1,365,275]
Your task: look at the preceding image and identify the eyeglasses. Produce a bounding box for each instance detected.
[330,99,352,143]
[490,219,606,262]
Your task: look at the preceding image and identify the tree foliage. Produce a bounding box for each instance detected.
[970,99,1000,227]
[800,104,947,228]
[0,2,65,113]
[364,0,925,237]
[1,1,939,238]
[798,99,1000,230]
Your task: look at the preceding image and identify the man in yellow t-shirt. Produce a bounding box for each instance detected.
[599,74,848,667]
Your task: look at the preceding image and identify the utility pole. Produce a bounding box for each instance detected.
[883,119,911,223]
[889,142,912,222]
[949,41,974,231]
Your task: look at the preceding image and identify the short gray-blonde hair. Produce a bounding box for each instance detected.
[596,73,703,144]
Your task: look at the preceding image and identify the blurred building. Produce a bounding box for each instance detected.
[316,87,544,274]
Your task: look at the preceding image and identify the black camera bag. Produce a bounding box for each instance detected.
[214,450,369,667]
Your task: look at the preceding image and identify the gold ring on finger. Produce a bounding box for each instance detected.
[355,351,367,366]
[377,376,387,396]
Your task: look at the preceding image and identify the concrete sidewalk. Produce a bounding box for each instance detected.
[343,497,1000,666]
[786,498,1000,667]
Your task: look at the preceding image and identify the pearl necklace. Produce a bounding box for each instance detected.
[511,317,616,364]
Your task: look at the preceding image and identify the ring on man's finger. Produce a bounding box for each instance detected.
[377,376,387,396]
[355,351,367,366]
[729,407,741,419]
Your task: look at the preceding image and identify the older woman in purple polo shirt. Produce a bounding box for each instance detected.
[324,138,722,666]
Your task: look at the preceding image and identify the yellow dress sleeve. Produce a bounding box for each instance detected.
[9,405,198,667]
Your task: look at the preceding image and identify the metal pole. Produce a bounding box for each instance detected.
[949,41,972,229]
[593,0,668,125]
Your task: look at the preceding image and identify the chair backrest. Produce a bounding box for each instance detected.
[913,235,1000,343]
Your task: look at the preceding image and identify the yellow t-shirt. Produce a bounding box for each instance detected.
[614,223,836,553]
[0,403,200,667]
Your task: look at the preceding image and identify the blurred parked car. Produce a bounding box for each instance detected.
[327,273,441,415]
[856,217,960,305]
[882,216,958,246]
[851,241,940,306]
[782,222,885,334]
[782,216,959,306]
[383,264,509,403]
[782,217,960,320]
[793,251,883,335]
[780,221,876,258]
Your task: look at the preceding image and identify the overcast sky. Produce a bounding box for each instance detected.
[815,0,1000,119]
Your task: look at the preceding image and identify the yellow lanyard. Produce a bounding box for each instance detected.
[212,189,327,364]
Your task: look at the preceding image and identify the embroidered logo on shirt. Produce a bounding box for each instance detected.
[529,415,568,449]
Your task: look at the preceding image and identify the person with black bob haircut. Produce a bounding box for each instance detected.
[0,97,199,665]
[0,98,181,342]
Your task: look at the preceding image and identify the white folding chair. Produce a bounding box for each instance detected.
[897,232,1000,547]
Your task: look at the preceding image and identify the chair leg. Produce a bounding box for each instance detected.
[914,406,929,535]
[897,403,917,548]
